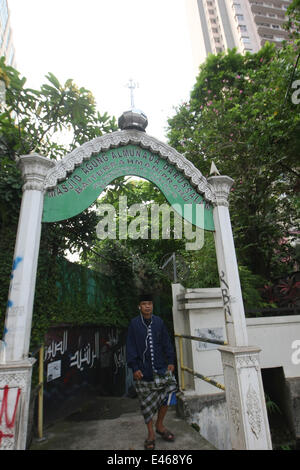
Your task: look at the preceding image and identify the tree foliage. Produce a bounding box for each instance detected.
[167,42,300,280]
[0,57,116,160]
[0,58,117,348]
[284,0,300,40]
[82,177,266,312]
[81,178,181,301]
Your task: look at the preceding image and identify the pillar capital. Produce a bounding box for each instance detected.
[218,345,262,367]
[207,175,234,207]
[19,153,55,192]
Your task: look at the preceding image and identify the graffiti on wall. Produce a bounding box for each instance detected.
[220,270,232,319]
[43,325,130,422]
[113,345,126,375]
[44,330,101,380]
[45,330,68,363]
[0,386,21,449]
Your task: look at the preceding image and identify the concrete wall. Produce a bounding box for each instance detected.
[172,284,300,449]
[286,377,300,444]
[173,285,300,385]
[173,286,227,395]
[247,315,300,378]
[177,392,231,450]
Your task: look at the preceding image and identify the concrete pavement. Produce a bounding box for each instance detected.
[29,395,215,451]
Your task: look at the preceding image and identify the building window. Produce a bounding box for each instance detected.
[272,24,280,29]
[239,25,248,32]
[242,36,251,43]
[258,22,271,27]
[236,14,244,22]
[233,2,242,10]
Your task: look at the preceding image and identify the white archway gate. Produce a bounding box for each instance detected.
[0,111,272,449]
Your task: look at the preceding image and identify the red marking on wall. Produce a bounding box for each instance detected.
[0,386,21,447]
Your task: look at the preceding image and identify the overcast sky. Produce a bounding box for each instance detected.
[8,0,197,141]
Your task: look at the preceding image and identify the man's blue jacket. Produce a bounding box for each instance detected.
[126,314,175,381]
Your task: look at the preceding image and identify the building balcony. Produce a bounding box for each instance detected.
[257,25,289,38]
[269,0,290,9]
[249,0,290,12]
[251,4,285,19]
[253,14,285,25]
[261,38,287,48]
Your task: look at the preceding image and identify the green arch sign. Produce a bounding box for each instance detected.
[42,144,215,231]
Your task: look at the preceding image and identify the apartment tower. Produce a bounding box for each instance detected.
[0,0,16,67]
[186,0,292,72]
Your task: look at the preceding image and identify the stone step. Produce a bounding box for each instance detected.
[30,396,216,451]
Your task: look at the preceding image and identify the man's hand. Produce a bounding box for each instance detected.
[167,364,175,373]
[133,370,143,380]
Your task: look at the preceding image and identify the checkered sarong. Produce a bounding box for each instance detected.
[134,371,177,424]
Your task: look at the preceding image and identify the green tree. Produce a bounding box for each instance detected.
[81,178,184,293]
[167,43,300,281]
[83,176,265,313]
[284,0,300,40]
[0,58,117,347]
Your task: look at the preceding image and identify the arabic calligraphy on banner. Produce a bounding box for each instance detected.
[45,330,100,381]
[44,326,127,383]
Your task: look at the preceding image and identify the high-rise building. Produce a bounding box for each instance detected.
[0,0,16,67]
[185,0,292,72]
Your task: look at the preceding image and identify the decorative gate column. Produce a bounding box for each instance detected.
[0,153,54,450]
[218,345,272,449]
[207,175,272,449]
[207,175,248,347]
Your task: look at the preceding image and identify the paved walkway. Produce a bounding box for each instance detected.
[29,395,215,451]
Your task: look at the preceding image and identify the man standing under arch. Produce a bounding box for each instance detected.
[126,293,177,450]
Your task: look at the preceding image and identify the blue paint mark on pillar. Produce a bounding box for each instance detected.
[2,326,8,343]
[10,256,23,279]
[12,256,23,271]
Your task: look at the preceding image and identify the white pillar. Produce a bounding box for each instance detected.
[3,154,54,362]
[0,154,54,450]
[207,175,248,347]
[207,175,272,449]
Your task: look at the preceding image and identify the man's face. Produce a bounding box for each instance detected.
[139,301,153,318]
